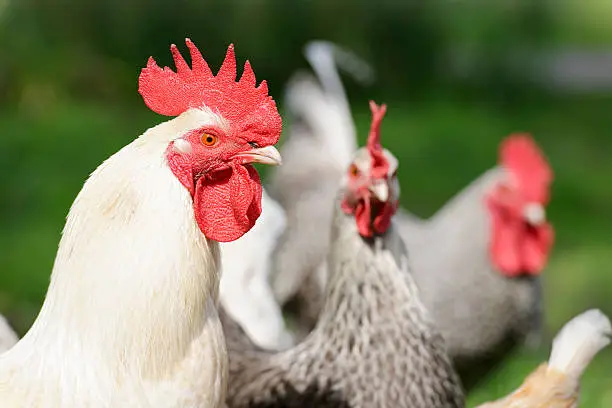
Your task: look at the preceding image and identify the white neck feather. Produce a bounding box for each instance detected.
[0,113,227,407]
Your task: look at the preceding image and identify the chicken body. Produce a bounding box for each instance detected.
[477,309,611,408]
[0,114,227,407]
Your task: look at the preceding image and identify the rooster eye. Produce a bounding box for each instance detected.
[201,133,218,147]
[349,164,360,177]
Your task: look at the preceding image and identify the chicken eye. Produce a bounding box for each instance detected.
[349,164,360,177]
[201,133,218,147]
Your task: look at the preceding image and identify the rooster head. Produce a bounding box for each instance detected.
[485,133,554,276]
[341,101,399,238]
[139,39,282,242]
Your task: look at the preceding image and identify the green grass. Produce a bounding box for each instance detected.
[0,95,611,405]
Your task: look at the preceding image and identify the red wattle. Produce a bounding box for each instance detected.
[355,199,374,238]
[522,223,554,275]
[490,215,522,277]
[372,201,395,234]
[489,212,553,277]
[351,198,396,238]
[193,164,262,242]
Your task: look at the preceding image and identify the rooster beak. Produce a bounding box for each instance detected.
[369,180,389,202]
[523,203,546,226]
[234,146,282,166]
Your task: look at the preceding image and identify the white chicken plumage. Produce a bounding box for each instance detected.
[0,40,283,408]
[219,189,292,350]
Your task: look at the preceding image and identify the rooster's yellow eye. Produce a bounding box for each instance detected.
[349,164,360,177]
[201,133,218,146]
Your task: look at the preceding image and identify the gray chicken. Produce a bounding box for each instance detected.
[268,41,373,314]
[225,102,465,408]
[400,134,554,390]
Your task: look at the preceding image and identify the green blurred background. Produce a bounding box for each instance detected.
[0,0,610,405]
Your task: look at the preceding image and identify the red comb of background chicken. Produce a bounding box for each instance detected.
[500,134,553,204]
[367,101,389,179]
[138,39,282,147]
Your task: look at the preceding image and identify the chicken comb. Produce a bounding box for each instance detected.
[367,100,389,179]
[500,133,553,204]
[138,39,282,146]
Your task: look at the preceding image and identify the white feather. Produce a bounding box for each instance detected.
[219,189,293,350]
[548,309,611,380]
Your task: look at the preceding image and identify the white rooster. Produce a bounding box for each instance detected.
[0,39,282,408]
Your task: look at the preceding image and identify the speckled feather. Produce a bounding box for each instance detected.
[225,194,465,408]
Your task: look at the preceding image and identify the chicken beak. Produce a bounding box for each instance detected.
[369,181,389,202]
[234,146,282,166]
[523,202,546,226]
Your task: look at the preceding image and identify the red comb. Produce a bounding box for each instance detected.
[367,101,389,179]
[138,39,282,146]
[500,133,553,203]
